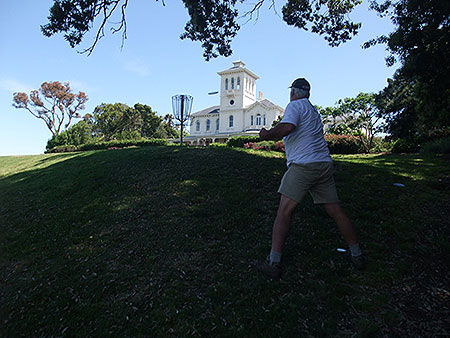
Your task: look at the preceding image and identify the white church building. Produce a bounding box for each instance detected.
[185,60,284,145]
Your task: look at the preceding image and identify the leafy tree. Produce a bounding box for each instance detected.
[133,103,163,138]
[91,103,143,141]
[13,81,88,136]
[155,114,178,139]
[319,106,358,136]
[367,0,450,140]
[41,0,363,60]
[320,93,383,152]
[46,119,95,149]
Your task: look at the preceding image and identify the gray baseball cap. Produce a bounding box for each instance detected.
[289,78,311,91]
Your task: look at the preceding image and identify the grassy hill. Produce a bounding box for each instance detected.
[1,146,449,337]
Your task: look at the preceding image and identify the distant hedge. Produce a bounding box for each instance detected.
[227,134,363,154]
[45,138,168,153]
[324,134,362,154]
[227,136,260,148]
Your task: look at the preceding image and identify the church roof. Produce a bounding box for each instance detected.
[191,105,220,117]
[246,99,284,112]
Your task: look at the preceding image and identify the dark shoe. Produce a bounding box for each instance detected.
[255,259,283,278]
[351,254,366,270]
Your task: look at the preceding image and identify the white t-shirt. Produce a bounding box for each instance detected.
[281,98,331,166]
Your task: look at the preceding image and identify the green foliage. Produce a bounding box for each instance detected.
[85,102,174,142]
[46,120,94,149]
[369,0,450,140]
[44,145,80,153]
[91,103,143,141]
[391,138,420,153]
[319,93,384,153]
[208,142,228,148]
[155,114,178,139]
[226,135,260,147]
[420,137,450,155]
[370,137,393,153]
[321,93,384,153]
[45,138,168,153]
[133,103,164,139]
[325,134,362,154]
[80,138,168,151]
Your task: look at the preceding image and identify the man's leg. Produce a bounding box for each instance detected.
[323,202,357,245]
[324,202,365,269]
[256,194,299,278]
[272,194,299,254]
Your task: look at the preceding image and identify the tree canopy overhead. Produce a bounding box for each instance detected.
[41,0,364,60]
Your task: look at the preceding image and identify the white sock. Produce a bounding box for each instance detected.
[349,243,362,257]
[269,250,281,265]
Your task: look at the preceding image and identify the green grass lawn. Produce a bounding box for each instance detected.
[1,146,449,337]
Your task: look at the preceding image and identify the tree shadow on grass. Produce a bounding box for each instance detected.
[0,147,449,337]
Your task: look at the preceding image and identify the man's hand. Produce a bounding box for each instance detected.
[259,123,295,141]
[259,128,269,140]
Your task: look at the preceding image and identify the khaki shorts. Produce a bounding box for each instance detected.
[278,162,339,204]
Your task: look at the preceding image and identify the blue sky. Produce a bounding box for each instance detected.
[0,0,398,156]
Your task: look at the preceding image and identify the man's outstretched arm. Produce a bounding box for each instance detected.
[259,123,295,141]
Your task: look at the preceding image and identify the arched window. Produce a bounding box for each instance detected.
[256,114,261,125]
[237,77,241,89]
[216,118,219,130]
[251,115,254,125]
[225,78,228,90]
[231,77,235,89]
[196,120,200,132]
[229,115,234,128]
[263,114,266,125]
[206,119,210,131]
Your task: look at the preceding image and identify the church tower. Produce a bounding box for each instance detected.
[217,60,259,112]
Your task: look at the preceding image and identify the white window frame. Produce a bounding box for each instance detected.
[256,114,261,126]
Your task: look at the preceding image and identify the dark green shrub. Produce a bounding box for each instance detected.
[370,137,393,153]
[391,138,420,153]
[46,138,168,153]
[209,143,227,148]
[325,134,362,154]
[79,138,168,151]
[45,145,80,153]
[227,136,260,147]
[420,137,450,155]
[46,120,94,150]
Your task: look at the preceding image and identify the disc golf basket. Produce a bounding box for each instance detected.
[172,94,193,146]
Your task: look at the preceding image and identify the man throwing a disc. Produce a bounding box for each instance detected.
[256,78,365,278]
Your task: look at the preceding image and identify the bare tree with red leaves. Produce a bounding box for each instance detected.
[13,81,88,136]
